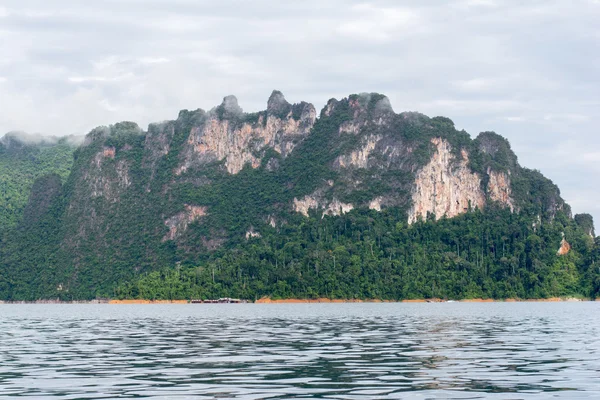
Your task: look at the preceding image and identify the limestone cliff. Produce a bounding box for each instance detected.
[177,91,316,175]
[293,194,354,217]
[88,146,131,201]
[335,135,380,169]
[407,138,516,223]
[408,138,487,223]
[487,168,515,211]
[295,94,520,223]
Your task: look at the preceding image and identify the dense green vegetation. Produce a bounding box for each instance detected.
[0,135,75,229]
[0,93,598,301]
[115,208,600,301]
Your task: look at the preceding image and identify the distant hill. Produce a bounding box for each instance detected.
[0,133,77,229]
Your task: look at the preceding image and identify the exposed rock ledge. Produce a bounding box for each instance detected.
[293,195,354,217]
[487,167,515,211]
[335,135,380,169]
[408,138,514,224]
[178,93,316,175]
[163,205,207,241]
[557,237,571,256]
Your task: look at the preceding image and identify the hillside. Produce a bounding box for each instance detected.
[0,134,76,230]
[0,91,598,301]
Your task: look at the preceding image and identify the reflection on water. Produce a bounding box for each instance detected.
[0,303,599,399]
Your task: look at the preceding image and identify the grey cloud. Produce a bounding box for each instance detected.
[0,0,598,222]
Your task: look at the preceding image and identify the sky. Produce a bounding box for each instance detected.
[1,0,599,222]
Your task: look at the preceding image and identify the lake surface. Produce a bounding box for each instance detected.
[0,303,599,399]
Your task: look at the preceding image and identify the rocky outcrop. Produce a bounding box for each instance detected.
[408,138,517,224]
[143,122,175,185]
[408,138,486,224]
[369,197,383,212]
[245,229,261,239]
[557,237,571,256]
[103,146,116,158]
[89,148,131,202]
[163,205,207,241]
[487,169,515,211]
[293,195,320,217]
[178,91,316,175]
[336,136,380,168]
[293,195,354,217]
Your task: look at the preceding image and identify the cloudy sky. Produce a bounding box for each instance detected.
[1,0,599,222]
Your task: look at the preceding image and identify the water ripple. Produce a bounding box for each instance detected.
[0,303,599,399]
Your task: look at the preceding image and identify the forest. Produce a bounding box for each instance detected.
[115,206,599,301]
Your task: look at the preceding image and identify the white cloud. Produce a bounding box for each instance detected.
[504,116,524,122]
[138,57,170,65]
[336,4,421,41]
[582,153,600,163]
[68,76,128,83]
[452,78,496,92]
[417,99,525,115]
[543,113,590,123]
[455,0,498,8]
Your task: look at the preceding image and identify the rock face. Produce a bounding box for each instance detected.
[178,91,316,175]
[557,237,571,256]
[407,138,516,224]
[293,194,354,217]
[408,138,486,223]
[89,147,131,201]
[369,197,383,211]
[164,205,207,241]
[335,135,380,168]
[487,169,515,211]
[245,228,261,239]
[143,122,174,184]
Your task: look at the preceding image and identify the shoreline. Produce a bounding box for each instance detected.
[0,297,593,304]
[254,297,588,303]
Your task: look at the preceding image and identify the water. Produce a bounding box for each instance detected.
[1,303,599,399]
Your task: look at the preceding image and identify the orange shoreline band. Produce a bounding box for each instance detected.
[0,297,590,304]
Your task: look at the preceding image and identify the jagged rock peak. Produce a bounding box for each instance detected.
[323,98,339,117]
[82,122,141,147]
[351,92,393,113]
[216,95,243,118]
[322,92,394,118]
[112,121,142,135]
[373,95,393,113]
[476,131,512,155]
[267,90,290,114]
[575,214,595,237]
[83,126,111,146]
[474,131,519,170]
